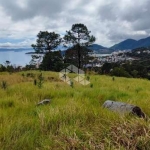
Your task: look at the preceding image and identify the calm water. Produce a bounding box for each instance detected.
[0,50,34,66]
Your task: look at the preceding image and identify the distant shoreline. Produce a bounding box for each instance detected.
[0,49,33,52]
[25,52,36,54]
[25,52,45,54]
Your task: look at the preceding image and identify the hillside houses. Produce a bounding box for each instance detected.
[85,50,134,68]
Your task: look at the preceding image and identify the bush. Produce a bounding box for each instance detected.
[111,67,132,78]
[1,81,7,90]
[0,100,14,108]
[40,51,64,71]
[37,73,44,88]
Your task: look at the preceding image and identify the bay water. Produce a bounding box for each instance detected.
[0,50,34,67]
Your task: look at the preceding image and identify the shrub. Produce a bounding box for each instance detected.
[111,67,132,78]
[1,81,7,90]
[38,73,44,88]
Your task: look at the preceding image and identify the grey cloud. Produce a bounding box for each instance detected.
[133,18,150,31]
[98,2,119,21]
[120,1,150,22]
[107,30,147,44]
[0,0,150,47]
[0,0,68,20]
[116,0,150,31]
[97,0,150,45]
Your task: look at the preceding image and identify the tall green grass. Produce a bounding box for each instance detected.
[0,71,150,149]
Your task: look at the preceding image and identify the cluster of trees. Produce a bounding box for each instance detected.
[31,23,95,71]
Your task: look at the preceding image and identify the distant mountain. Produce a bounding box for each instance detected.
[2,36,150,54]
[110,36,150,50]
[88,44,107,50]
[88,44,114,54]
[110,39,137,50]
[134,36,150,48]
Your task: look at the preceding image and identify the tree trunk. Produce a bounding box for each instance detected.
[103,100,145,118]
[78,44,81,69]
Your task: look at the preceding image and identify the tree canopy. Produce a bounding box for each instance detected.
[31,31,61,53]
[64,23,96,68]
[40,51,64,71]
[64,24,95,46]
[31,23,96,71]
[65,45,93,68]
[31,31,62,69]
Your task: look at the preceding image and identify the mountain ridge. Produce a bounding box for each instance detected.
[88,36,150,53]
[110,36,150,50]
[1,36,150,53]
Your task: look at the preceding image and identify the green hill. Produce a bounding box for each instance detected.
[110,36,150,50]
[110,39,137,50]
[0,71,150,149]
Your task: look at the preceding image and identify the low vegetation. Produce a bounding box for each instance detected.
[0,71,150,149]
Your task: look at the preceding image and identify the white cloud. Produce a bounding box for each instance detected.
[0,0,150,48]
[0,38,35,48]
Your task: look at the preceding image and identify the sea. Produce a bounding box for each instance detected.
[0,49,34,67]
[0,49,111,67]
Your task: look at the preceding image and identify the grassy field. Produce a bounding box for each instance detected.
[0,71,150,150]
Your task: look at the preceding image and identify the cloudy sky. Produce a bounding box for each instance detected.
[0,0,150,48]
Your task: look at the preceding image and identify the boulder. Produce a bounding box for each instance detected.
[103,100,145,118]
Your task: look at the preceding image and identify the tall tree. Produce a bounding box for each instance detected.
[31,31,61,53]
[31,31,62,69]
[64,23,96,68]
[65,45,93,67]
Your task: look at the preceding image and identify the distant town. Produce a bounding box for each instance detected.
[87,50,131,68]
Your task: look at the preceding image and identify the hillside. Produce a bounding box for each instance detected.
[88,44,113,54]
[111,39,137,50]
[88,44,107,50]
[134,36,150,48]
[110,36,150,50]
[0,71,150,149]
[88,36,150,52]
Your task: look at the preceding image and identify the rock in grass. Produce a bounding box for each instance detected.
[103,100,145,118]
[37,99,51,106]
